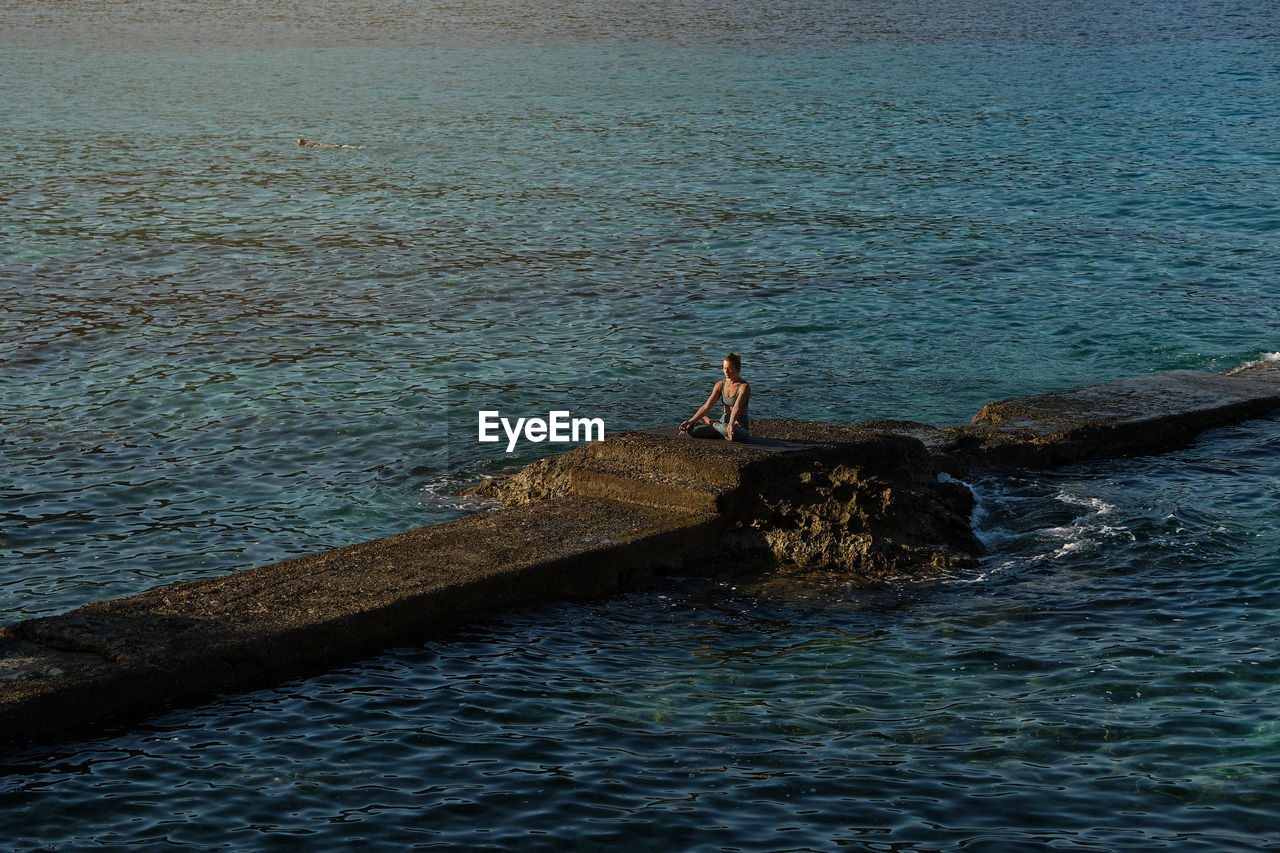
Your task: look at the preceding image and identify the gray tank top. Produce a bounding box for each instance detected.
[721,384,748,423]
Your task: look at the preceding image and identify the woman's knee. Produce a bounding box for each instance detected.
[688,423,723,439]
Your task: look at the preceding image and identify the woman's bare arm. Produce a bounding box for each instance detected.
[680,381,724,433]
[726,382,749,440]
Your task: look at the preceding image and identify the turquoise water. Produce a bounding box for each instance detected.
[3,1,1280,848]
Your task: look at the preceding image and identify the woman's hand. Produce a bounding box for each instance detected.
[682,382,723,435]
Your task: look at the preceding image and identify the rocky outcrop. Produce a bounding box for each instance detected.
[472,419,982,578]
[716,432,978,577]
[473,366,1280,578]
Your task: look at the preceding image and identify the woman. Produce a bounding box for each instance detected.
[679,353,750,442]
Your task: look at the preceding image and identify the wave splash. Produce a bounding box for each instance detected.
[1227,351,1280,374]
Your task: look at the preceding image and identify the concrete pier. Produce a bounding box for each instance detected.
[3,363,1279,744]
[1,498,720,742]
[894,364,1280,471]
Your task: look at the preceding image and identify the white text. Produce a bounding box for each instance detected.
[478,410,605,453]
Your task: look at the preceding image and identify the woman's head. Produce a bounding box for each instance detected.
[722,352,741,378]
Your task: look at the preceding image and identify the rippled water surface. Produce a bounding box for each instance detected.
[3,0,1280,848]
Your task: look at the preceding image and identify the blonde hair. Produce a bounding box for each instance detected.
[724,352,741,371]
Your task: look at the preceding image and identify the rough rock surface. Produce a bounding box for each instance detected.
[866,366,1280,472]
[472,418,981,578]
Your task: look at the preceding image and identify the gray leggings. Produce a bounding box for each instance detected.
[688,420,750,442]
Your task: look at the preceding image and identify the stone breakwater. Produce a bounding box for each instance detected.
[3,364,1279,744]
[468,421,982,576]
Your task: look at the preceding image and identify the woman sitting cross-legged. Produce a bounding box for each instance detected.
[679,352,750,442]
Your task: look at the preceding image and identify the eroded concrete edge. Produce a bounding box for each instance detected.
[2,497,719,744]
[872,366,1280,472]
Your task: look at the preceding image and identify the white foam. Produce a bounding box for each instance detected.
[967,479,1023,551]
[416,471,499,515]
[966,477,1132,575]
[1054,490,1115,516]
[1051,536,1088,558]
[950,558,1020,583]
[1041,494,1135,560]
[1227,351,1280,374]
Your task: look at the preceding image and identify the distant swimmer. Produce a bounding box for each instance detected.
[297,138,361,149]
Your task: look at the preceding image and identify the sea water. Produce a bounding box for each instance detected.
[2,1,1279,848]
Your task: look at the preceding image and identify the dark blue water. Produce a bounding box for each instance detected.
[3,0,1280,848]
